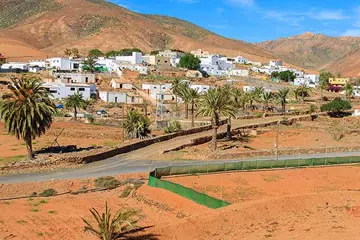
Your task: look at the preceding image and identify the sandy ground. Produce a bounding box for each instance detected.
[162,116,360,160]
[0,121,125,164]
[1,167,360,239]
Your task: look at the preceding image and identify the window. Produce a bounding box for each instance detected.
[131,97,135,103]
[79,88,85,92]
[85,77,88,83]
[70,88,75,91]
[50,90,57,94]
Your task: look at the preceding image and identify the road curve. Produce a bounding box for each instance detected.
[1,151,360,184]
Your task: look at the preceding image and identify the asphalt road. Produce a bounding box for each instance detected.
[1,151,360,184]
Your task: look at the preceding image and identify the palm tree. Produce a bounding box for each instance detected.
[177,83,191,119]
[277,88,290,113]
[82,202,138,240]
[261,92,274,111]
[64,48,72,57]
[181,86,200,128]
[64,93,88,120]
[344,82,354,101]
[171,79,185,117]
[0,77,56,159]
[295,84,310,103]
[197,87,236,151]
[124,109,151,139]
[248,87,263,110]
[83,55,97,73]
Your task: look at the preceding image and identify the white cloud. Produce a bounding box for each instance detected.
[342,29,360,37]
[227,0,254,7]
[312,10,347,20]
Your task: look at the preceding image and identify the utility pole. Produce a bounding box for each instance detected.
[275,121,280,161]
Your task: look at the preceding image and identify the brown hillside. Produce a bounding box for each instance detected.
[0,0,275,62]
[325,49,360,77]
[258,32,360,71]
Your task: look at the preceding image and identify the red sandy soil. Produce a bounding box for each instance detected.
[2,167,360,239]
[0,121,125,162]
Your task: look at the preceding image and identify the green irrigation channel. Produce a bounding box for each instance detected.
[148,156,360,209]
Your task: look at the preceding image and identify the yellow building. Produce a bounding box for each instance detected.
[329,77,350,86]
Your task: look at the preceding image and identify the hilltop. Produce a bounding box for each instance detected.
[258,32,360,75]
[0,0,275,62]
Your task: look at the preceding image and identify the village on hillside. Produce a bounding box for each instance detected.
[2,47,360,240]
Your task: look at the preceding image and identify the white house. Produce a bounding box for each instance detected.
[53,72,96,84]
[142,83,173,100]
[228,69,249,77]
[0,62,28,70]
[29,60,46,68]
[269,59,283,67]
[99,91,126,103]
[158,50,185,59]
[115,52,143,65]
[234,56,249,64]
[46,58,72,70]
[43,83,96,100]
[190,84,214,93]
[111,79,135,90]
[304,74,319,84]
[199,55,234,76]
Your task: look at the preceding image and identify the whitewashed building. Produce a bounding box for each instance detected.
[228,69,249,77]
[158,50,185,59]
[269,59,283,67]
[115,52,143,65]
[43,83,96,100]
[99,91,143,104]
[190,84,214,93]
[110,79,135,89]
[0,62,28,70]
[234,56,249,64]
[53,72,96,84]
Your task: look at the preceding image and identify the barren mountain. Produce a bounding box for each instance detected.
[259,32,360,72]
[325,49,360,77]
[0,0,275,62]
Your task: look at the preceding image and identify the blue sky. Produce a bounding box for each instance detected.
[110,0,360,42]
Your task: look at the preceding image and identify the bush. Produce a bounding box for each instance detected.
[164,120,182,134]
[39,189,57,197]
[120,186,134,198]
[322,96,329,101]
[94,176,119,189]
[320,97,351,117]
[86,114,95,123]
[179,53,201,70]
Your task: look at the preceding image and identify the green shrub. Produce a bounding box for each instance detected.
[94,176,119,189]
[39,189,57,197]
[164,120,182,134]
[320,97,351,117]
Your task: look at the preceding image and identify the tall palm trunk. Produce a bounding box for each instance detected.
[212,125,218,151]
[191,101,195,128]
[226,117,232,139]
[282,103,286,113]
[74,106,78,120]
[25,137,34,160]
[175,96,179,117]
[185,103,189,119]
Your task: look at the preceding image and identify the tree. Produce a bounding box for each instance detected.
[277,71,296,82]
[179,53,201,70]
[295,84,310,103]
[72,48,81,58]
[231,88,246,112]
[150,50,160,55]
[261,92,274,111]
[319,71,332,98]
[0,77,56,159]
[124,110,151,139]
[88,49,104,58]
[82,202,138,240]
[344,82,354,101]
[248,87,264,110]
[271,71,279,79]
[64,93,88,120]
[83,55,97,73]
[277,88,290,113]
[171,79,186,117]
[106,50,121,58]
[320,97,351,117]
[64,48,72,57]
[183,86,200,128]
[197,87,236,151]
[118,48,143,56]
